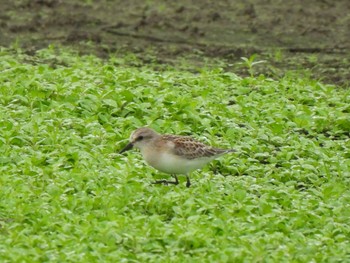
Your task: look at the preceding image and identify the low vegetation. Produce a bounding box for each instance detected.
[0,46,349,262]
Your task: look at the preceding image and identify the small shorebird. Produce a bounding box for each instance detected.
[119,127,235,187]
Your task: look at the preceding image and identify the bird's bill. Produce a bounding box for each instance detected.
[119,142,134,154]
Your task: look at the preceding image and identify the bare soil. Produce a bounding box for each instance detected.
[1,0,349,85]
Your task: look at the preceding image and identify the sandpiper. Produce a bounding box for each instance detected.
[119,127,235,187]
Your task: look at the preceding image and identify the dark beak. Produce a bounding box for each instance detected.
[119,142,134,154]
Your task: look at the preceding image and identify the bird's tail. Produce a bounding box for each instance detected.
[215,148,236,155]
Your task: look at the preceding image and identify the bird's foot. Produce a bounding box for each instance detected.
[152,179,179,186]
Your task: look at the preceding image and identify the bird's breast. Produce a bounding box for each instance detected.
[140,148,208,174]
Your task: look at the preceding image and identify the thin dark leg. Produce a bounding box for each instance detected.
[185,175,191,188]
[152,174,179,186]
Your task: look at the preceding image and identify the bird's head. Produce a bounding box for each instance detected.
[119,127,159,153]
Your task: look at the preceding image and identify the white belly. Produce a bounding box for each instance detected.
[142,151,212,175]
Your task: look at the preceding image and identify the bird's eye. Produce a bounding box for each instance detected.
[137,135,144,141]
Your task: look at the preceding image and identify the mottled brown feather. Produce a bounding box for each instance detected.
[161,134,233,160]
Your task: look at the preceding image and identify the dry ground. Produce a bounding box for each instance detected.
[1,0,349,85]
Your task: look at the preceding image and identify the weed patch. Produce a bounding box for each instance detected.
[0,47,349,262]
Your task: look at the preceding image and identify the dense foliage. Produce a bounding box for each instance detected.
[0,47,349,262]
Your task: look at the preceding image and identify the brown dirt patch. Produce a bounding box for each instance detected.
[1,0,349,86]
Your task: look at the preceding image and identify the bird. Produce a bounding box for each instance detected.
[119,127,235,187]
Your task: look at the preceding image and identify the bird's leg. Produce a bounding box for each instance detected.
[173,175,179,185]
[152,174,179,186]
[185,175,191,188]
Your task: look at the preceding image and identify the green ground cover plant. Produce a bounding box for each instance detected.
[0,46,349,262]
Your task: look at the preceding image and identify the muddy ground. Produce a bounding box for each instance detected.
[1,0,349,86]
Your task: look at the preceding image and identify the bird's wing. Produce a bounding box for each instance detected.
[162,135,229,160]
